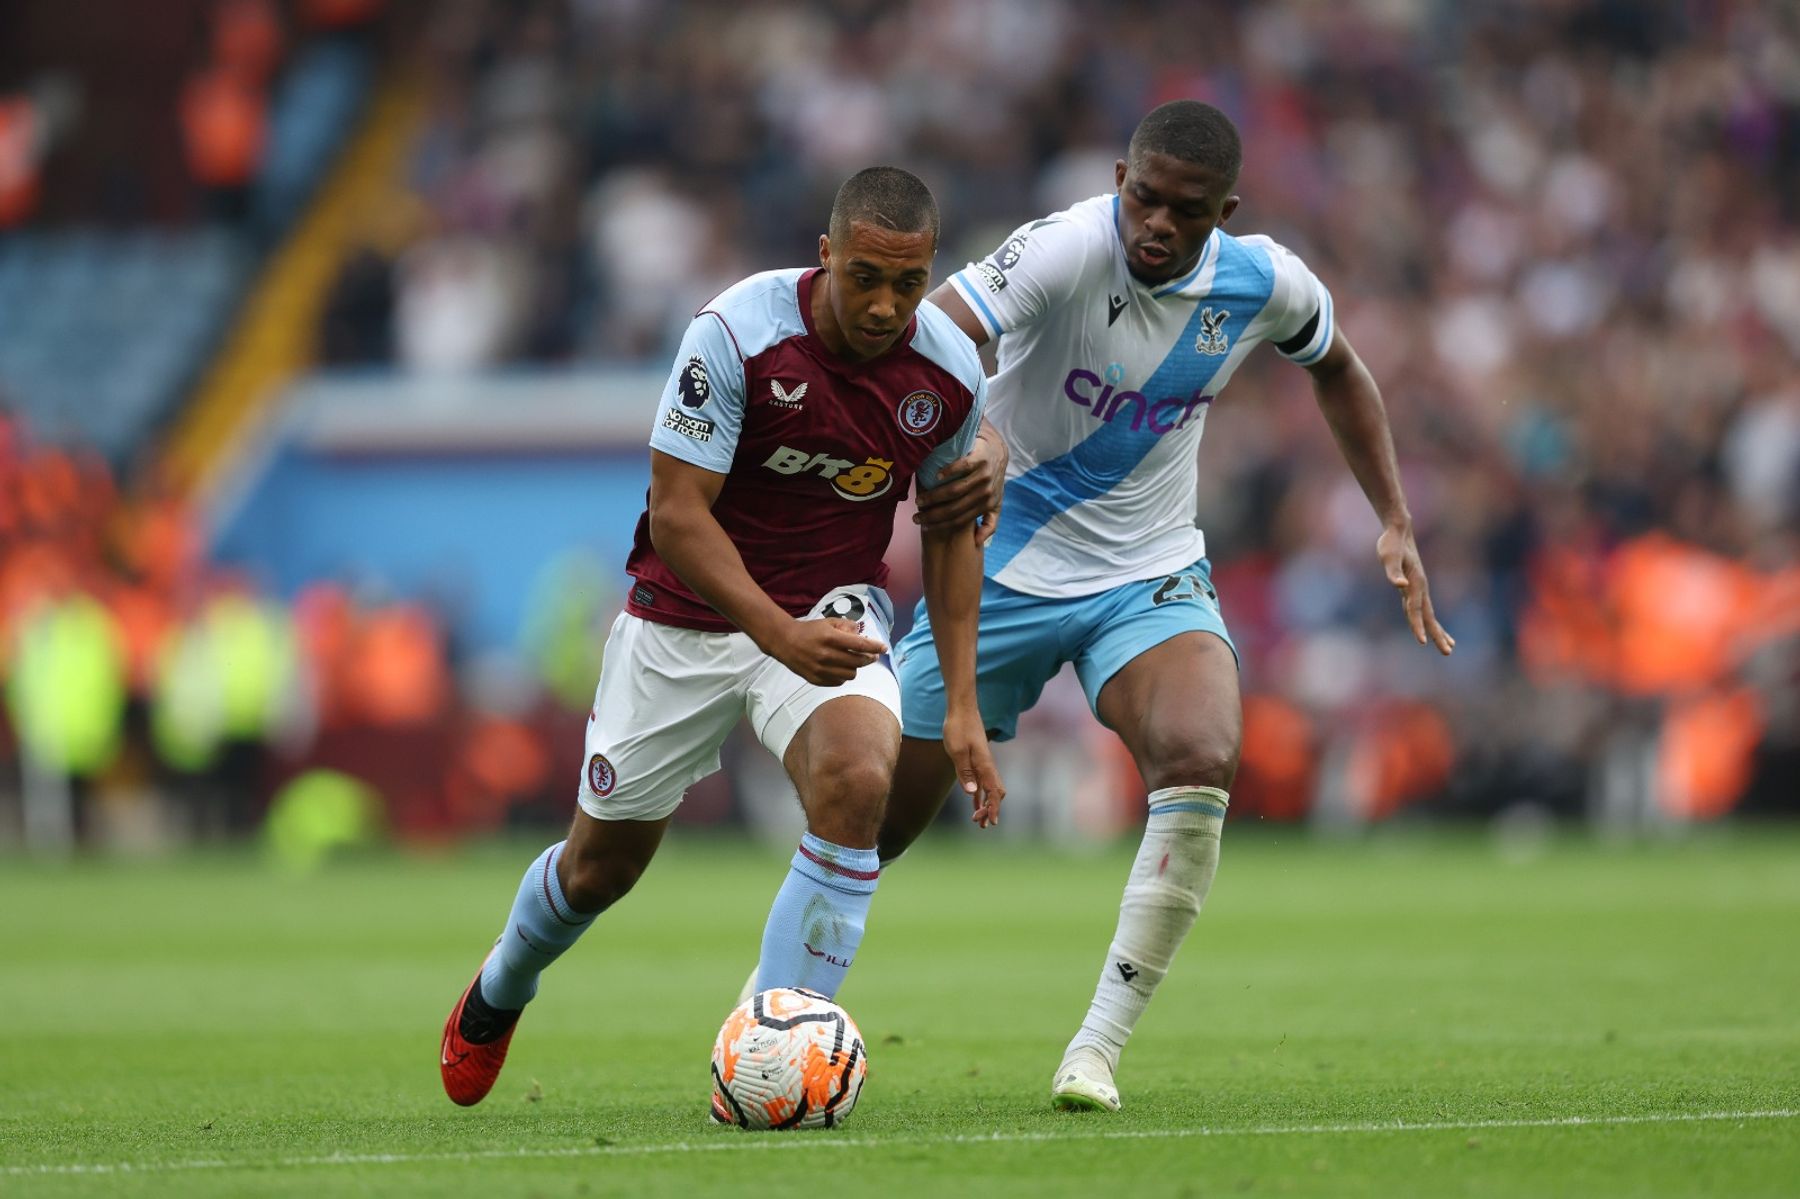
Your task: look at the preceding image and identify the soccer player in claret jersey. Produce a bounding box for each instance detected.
[891,101,1458,1112]
[439,166,1005,1108]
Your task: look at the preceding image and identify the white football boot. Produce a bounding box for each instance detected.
[1051,1044,1121,1112]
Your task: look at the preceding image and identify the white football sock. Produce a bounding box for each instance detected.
[1066,785,1227,1071]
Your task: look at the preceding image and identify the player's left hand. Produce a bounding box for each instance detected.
[1377,522,1456,656]
[943,710,1005,828]
[914,426,1007,546]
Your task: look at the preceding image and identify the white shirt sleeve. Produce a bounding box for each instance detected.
[1257,238,1336,366]
[646,311,748,471]
[946,212,1099,340]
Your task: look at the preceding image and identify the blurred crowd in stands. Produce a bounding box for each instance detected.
[2,0,1797,849]
[1,0,384,233]
[322,0,1800,824]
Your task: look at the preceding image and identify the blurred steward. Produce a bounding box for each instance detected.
[152,577,305,836]
[0,94,43,227]
[518,548,613,712]
[213,0,285,87]
[179,44,269,223]
[1523,528,1796,819]
[345,599,449,728]
[300,0,386,38]
[5,565,127,843]
[1232,693,1317,821]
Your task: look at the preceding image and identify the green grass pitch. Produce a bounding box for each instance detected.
[2,828,1796,1197]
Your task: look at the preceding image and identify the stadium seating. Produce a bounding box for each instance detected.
[0,229,248,461]
[0,39,371,463]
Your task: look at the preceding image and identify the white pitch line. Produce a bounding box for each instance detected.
[5,1108,1796,1178]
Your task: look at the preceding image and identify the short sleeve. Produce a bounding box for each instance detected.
[945,214,1098,340]
[915,374,988,492]
[647,311,747,470]
[1261,240,1335,367]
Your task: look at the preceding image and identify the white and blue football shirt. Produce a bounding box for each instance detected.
[947,194,1335,598]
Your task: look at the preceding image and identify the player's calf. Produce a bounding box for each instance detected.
[440,821,660,1107]
[1057,785,1228,1108]
[754,696,897,998]
[875,735,960,860]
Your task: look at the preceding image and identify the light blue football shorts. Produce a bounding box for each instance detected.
[895,557,1237,742]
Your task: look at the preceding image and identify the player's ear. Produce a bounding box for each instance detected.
[818,234,832,271]
[1114,158,1128,191]
[1219,195,1240,225]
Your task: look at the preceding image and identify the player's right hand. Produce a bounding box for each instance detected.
[773,618,887,686]
[943,711,1005,828]
[1376,523,1456,656]
[913,421,1007,546]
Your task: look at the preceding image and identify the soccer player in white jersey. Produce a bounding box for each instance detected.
[894,100,1457,1112]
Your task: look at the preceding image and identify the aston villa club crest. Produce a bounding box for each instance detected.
[897,389,942,436]
[1194,308,1231,356]
[586,753,616,798]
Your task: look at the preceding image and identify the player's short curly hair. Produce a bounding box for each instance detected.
[828,166,940,249]
[1128,101,1242,185]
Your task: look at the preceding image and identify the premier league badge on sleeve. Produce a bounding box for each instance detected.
[677,355,712,408]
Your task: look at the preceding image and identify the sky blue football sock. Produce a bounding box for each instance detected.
[479,841,596,1011]
[754,832,880,1001]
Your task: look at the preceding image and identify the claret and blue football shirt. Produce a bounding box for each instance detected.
[627,267,986,631]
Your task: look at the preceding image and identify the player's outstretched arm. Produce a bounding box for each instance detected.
[919,519,1005,826]
[925,282,992,349]
[1303,330,1456,656]
[647,451,886,685]
[913,419,1007,546]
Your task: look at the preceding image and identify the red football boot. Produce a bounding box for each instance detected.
[440,963,519,1106]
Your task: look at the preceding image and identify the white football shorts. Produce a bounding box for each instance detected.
[575,584,900,822]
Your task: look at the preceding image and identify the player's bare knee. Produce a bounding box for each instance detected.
[805,749,894,806]
[798,757,889,846]
[1141,740,1239,793]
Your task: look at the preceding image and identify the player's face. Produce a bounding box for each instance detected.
[1114,152,1239,284]
[817,221,936,360]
